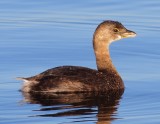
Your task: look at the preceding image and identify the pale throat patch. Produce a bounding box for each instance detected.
[109,35,122,44]
[117,35,122,40]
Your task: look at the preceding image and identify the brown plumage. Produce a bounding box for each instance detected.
[17,20,136,93]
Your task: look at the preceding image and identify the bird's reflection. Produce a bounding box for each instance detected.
[22,90,124,124]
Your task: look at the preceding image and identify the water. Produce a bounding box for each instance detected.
[0,0,160,124]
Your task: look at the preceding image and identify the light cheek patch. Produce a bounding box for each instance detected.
[114,35,122,42]
[109,35,122,44]
[117,35,122,40]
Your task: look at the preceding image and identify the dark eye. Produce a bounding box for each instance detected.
[113,28,119,33]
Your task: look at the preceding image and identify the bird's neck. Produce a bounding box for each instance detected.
[93,40,118,75]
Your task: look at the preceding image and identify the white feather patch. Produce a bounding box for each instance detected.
[17,77,39,92]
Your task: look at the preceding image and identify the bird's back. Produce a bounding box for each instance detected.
[20,66,124,93]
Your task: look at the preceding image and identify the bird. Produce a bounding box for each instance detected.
[17,20,136,93]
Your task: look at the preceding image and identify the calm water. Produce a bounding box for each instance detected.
[0,0,160,124]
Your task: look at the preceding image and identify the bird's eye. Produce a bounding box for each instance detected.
[113,28,119,33]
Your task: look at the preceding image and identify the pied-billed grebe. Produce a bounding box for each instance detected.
[18,20,136,93]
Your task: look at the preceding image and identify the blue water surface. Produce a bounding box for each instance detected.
[0,0,160,124]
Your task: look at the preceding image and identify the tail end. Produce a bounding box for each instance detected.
[16,77,29,82]
[17,77,33,92]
